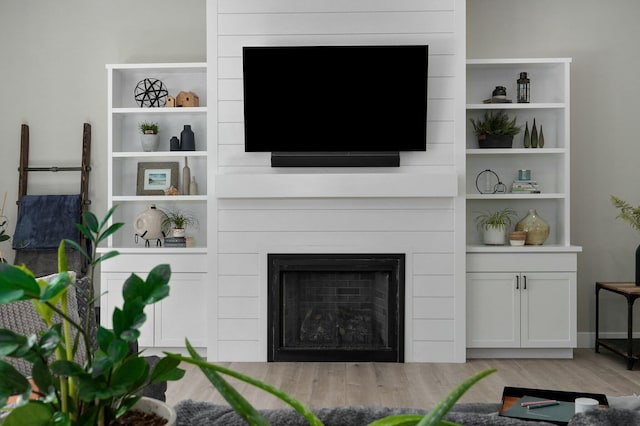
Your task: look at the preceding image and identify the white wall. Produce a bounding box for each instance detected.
[467,0,640,339]
[208,0,467,362]
[0,0,205,264]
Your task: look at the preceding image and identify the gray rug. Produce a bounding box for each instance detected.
[175,399,640,426]
[175,401,554,426]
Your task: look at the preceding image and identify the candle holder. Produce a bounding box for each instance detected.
[517,72,530,103]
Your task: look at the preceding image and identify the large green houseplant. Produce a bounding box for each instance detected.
[0,207,185,425]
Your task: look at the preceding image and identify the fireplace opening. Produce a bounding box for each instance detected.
[268,254,405,362]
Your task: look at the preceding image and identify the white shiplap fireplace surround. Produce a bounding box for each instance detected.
[206,0,466,363]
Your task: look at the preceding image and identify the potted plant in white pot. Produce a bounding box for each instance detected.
[475,208,517,245]
[161,208,198,238]
[469,110,521,148]
[0,207,184,425]
[139,121,159,152]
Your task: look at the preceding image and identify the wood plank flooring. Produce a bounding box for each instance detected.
[166,349,640,409]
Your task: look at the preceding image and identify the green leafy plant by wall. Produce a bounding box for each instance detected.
[611,195,640,231]
[0,207,184,425]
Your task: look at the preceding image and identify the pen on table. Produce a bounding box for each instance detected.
[521,399,557,407]
[528,401,559,410]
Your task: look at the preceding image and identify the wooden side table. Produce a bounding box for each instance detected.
[595,281,640,369]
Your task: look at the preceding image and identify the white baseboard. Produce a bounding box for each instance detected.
[467,348,574,359]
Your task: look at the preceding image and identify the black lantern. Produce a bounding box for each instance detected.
[517,72,530,103]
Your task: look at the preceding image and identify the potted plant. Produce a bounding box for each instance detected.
[475,208,517,245]
[0,207,184,425]
[469,110,521,148]
[611,195,640,285]
[139,121,159,152]
[161,208,198,238]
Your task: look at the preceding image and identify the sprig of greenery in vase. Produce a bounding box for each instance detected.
[611,195,640,231]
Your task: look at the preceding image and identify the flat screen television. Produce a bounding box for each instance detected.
[242,45,428,156]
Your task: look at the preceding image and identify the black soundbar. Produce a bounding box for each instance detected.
[271,152,400,167]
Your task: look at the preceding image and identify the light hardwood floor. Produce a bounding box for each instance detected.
[166,349,640,409]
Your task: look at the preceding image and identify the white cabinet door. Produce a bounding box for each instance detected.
[467,272,520,348]
[521,272,576,348]
[101,272,154,348]
[154,273,207,348]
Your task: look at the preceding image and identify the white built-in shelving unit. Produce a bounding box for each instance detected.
[466,58,573,249]
[100,63,208,355]
[465,59,581,359]
[105,63,208,251]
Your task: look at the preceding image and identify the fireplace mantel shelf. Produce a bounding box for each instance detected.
[215,173,458,199]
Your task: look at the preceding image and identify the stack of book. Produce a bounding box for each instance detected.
[511,179,540,194]
[163,237,186,248]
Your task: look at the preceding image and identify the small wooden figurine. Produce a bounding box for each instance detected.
[176,91,200,107]
[165,96,176,107]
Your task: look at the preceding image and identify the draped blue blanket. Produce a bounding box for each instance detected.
[12,194,81,250]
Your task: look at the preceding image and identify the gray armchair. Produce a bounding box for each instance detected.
[0,272,166,401]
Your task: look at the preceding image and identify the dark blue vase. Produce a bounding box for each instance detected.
[169,136,180,151]
[180,125,195,151]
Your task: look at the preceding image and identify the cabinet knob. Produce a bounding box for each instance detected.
[516,275,519,289]
[523,275,527,290]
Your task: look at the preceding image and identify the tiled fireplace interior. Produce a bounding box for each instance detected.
[267,253,405,362]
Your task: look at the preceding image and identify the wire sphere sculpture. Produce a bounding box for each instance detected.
[475,169,507,194]
[134,78,168,107]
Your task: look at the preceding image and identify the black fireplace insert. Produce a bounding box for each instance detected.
[268,254,405,362]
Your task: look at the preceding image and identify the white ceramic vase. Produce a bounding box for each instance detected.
[134,205,168,245]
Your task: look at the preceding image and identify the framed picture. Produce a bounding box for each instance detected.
[136,162,179,195]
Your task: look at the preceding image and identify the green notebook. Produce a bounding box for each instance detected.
[501,395,575,423]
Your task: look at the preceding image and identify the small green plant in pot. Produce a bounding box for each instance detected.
[475,208,517,245]
[138,121,159,152]
[470,110,521,148]
[138,121,158,135]
[161,208,198,238]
